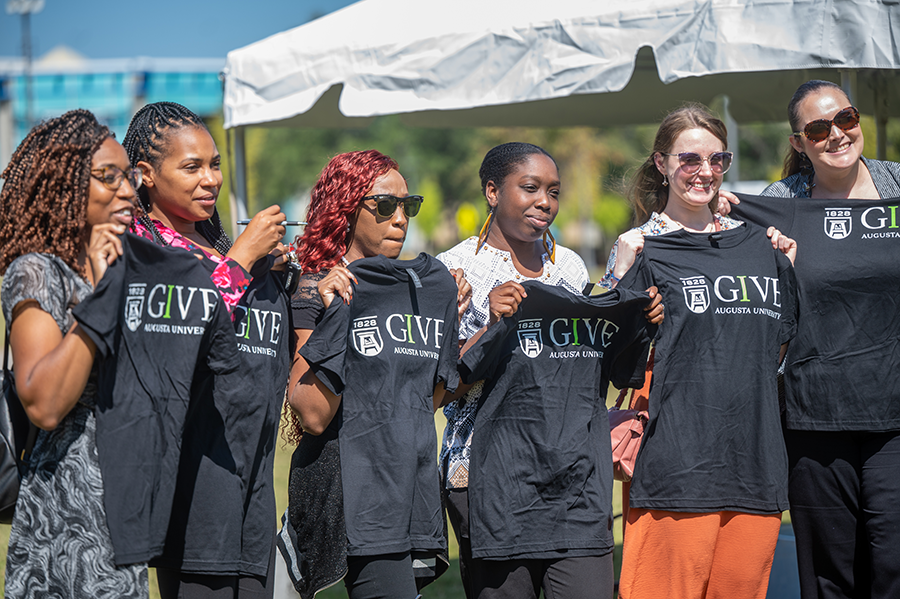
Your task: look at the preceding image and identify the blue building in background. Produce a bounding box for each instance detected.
[0,46,223,173]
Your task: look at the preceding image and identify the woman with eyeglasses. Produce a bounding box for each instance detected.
[0,109,147,597]
[282,149,470,599]
[123,102,290,599]
[601,104,799,599]
[754,80,900,599]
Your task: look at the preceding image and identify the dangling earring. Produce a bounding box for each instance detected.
[475,208,494,255]
[662,174,669,187]
[542,229,556,264]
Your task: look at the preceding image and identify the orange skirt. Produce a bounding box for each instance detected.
[618,508,781,599]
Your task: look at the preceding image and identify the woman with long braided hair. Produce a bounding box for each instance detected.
[0,109,146,597]
[123,102,289,599]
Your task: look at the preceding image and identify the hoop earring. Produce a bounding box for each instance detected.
[662,174,669,187]
[542,229,556,264]
[475,208,494,255]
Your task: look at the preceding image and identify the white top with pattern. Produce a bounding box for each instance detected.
[436,236,589,488]
[598,212,744,290]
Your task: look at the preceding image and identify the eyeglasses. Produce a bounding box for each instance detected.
[793,106,859,142]
[659,151,734,175]
[362,194,424,218]
[91,166,143,191]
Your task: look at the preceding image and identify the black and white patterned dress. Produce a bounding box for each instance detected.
[1,253,147,599]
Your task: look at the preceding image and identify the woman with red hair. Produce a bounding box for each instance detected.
[280,150,469,599]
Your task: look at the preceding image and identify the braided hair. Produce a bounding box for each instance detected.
[479,142,556,198]
[123,101,232,254]
[0,109,111,275]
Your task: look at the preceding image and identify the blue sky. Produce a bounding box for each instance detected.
[0,0,357,59]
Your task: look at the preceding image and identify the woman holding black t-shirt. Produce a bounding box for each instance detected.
[601,104,799,599]
[124,102,289,599]
[754,80,900,599]
[438,142,663,599]
[283,149,470,599]
[0,110,145,597]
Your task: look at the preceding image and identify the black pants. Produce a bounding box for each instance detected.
[156,568,272,599]
[786,429,900,599]
[156,537,276,599]
[444,487,614,599]
[345,552,419,599]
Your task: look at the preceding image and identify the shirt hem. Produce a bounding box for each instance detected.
[471,540,613,560]
[346,539,446,557]
[785,418,900,432]
[629,497,786,515]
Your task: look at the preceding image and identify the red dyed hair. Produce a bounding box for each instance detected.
[294,149,399,273]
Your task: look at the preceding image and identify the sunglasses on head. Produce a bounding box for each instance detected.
[362,194,424,218]
[793,106,860,142]
[659,151,733,175]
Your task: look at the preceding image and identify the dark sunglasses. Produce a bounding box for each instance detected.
[793,106,859,142]
[362,194,423,218]
[91,166,143,191]
[659,151,733,175]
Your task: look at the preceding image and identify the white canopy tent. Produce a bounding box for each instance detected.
[222,0,900,215]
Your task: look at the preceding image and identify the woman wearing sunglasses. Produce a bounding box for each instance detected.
[756,80,900,599]
[283,150,469,599]
[601,104,799,599]
[0,110,147,597]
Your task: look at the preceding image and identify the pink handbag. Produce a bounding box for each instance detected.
[608,348,654,482]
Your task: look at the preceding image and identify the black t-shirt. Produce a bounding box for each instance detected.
[153,260,291,576]
[620,224,797,514]
[732,194,900,431]
[300,253,460,557]
[71,233,239,566]
[459,281,656,560]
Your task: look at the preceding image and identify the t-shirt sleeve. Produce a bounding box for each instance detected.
[607,269,657,389]
[298,299,349,396]
[775,251,799,346]
[616,251,654,293]
[2,254,74,334]
[608,294,656,390]
[458,315,516,385]
[730,194,797,234]
[436,280,461,393]
[202,297,241,374]
[72,255,125,358]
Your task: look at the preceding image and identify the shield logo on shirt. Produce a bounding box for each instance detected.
[824,208,852,240]
[125,283,146,332]
[681,277,710,314]
[517,330,543,358]
[353,326,384,356]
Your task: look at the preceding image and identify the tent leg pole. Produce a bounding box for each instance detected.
[873,73,889,161]
[230,126,249,237]
[723,95,739,183]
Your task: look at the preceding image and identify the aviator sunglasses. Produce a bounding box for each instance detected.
[793,106,860,142]
[659,151,734,175]
[362,194,424,218]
